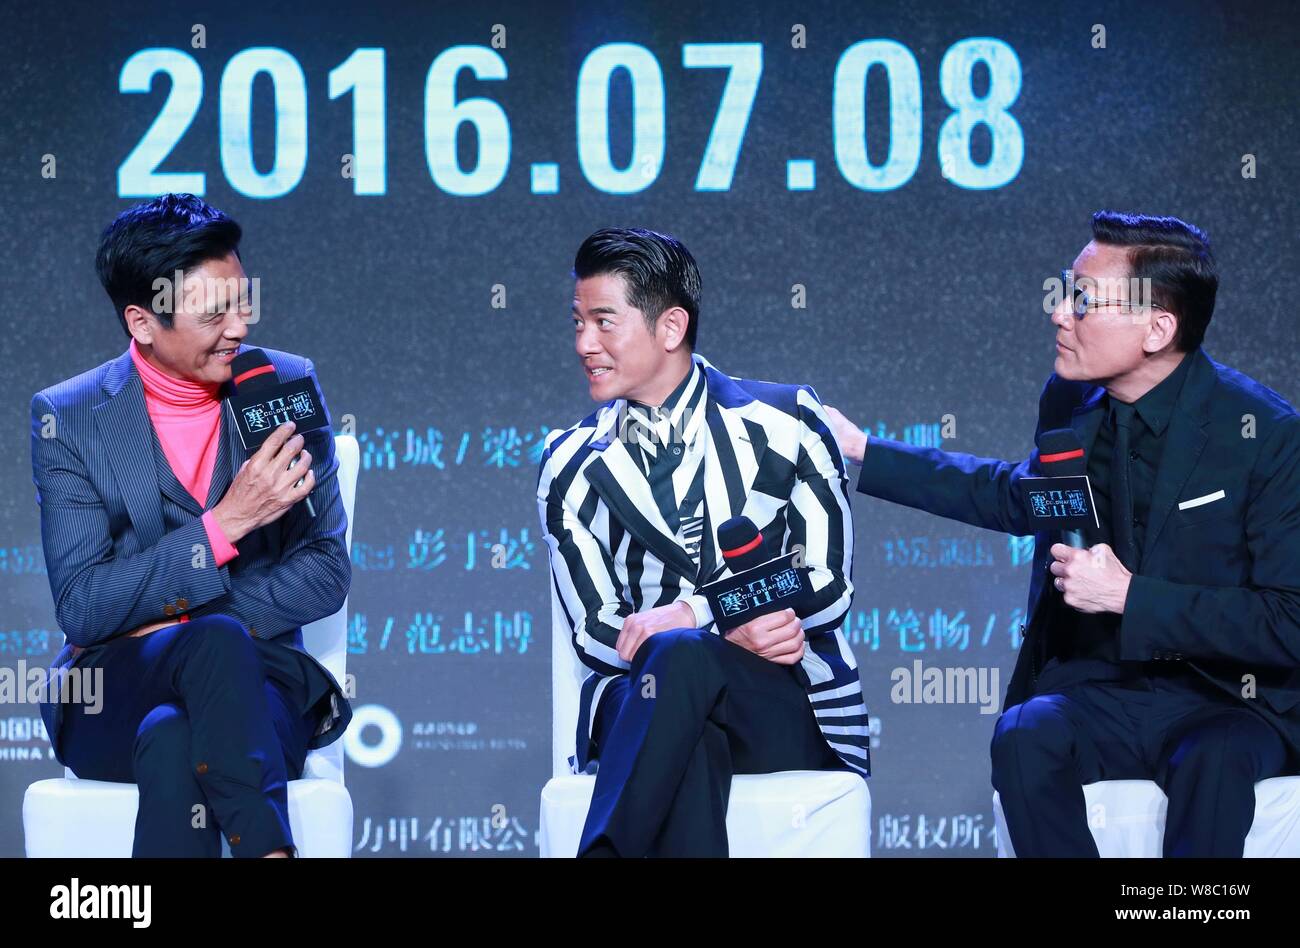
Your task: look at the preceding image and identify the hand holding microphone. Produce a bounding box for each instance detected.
[1036,429,1091,549]
[715,516,807,664]
[210,421,315,543]
[224,347,328,523]
[1048,541,1132,614]
[1035,429,1132,614]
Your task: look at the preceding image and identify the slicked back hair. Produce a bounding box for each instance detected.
[1090,210,1218,351]
[573,227,701,349]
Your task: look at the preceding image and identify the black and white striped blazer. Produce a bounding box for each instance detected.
[538,353,870,776]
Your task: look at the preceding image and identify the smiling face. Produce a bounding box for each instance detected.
[1051,240,1178,386]
[124,252,252,385]
[572,272,690,405]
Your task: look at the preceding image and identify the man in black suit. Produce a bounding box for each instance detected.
[825,211,1300,857]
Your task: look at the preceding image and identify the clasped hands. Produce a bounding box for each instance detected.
[615,601,806,665]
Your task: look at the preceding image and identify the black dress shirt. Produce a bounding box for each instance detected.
[1040,353,1195,685]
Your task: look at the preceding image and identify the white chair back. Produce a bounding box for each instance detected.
[551,581,588,778]
[300,434,358,783]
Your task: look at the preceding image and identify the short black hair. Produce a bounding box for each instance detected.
[1090,210,1218,352]
[573,228,701,349]
[96,193,243,337]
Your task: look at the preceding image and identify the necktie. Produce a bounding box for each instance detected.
[623,403,664,470]
[1109,401,1138,571]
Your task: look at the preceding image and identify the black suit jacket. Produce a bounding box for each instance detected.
[856,348,1300,764]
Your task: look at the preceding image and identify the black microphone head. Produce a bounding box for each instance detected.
[1038,428,1087,477]
[719,516,766,572]
[229,347,278,392]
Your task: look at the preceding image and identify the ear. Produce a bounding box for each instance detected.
[123,304,157,345]
[1142,308,1180,354]
[658,306,690,353]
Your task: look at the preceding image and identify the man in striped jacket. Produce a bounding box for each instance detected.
[538,228,868,857]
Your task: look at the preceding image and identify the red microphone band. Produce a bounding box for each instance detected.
[1040,448,1085,464]
[722,534,763,559]
[232,363,276,387]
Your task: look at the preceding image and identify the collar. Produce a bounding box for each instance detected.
[1107,350,1194,436]
[626,359,706,442]
[590,352,757,451]
[128,339,222,409]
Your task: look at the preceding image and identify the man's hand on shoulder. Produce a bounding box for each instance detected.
[824,405,867,464]
[725,608,806,665]
[616,601,697,662]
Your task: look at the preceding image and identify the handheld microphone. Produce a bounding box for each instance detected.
[718,516,769,573]
[1036,428,1090,548]
[228,348,320,517]
[700,516,812,632]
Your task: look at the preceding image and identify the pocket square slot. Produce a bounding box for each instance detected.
[1178,489,1226,511]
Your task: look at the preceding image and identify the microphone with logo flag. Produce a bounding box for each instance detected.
[1018,428,1099,549]
[227,348,331,518]
[698,516,813,632]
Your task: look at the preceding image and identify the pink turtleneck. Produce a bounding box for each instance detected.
[129,340,239,569]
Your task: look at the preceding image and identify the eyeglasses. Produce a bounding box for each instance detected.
[1060,269,1167,320]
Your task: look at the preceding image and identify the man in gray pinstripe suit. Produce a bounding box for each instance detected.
[31,195,352,857]
[538,228,868,857]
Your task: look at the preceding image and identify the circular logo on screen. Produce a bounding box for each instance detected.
[343,703,403,768]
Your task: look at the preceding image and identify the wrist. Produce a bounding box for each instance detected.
[678,600,697,628]
[211,502,249,544]
[849,430,868,465]
[1111,572,1133,614]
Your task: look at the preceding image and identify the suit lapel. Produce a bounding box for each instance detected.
[1068,385,1107,464]
[696,360,766,585]
[151,427,203,515]
[1142,351,1214,560]
[1065,350,1216,561]
[581,354,770,587]
[93,350,244,549]
[93,351,166,549]
[147,375,240,515]
[207,398,237,509]
[584,428,699,581]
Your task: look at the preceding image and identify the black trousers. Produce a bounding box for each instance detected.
[578,627,843,858]
[991,667,1287,857]
[57,614,319,858]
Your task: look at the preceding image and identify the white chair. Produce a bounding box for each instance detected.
[993,777,1300,857]
[538,583,871,857]
[22,435,360,858]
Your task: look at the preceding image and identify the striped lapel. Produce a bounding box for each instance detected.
[152,425,204,514]
[581,354,768,586]
[93,350,166,549]
[93,349,242,548]
[696,356,766,584]
[148,396,236,514]
[584,413,699,581]
[207,397,238,509]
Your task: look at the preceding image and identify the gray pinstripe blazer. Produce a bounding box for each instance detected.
[31,345,353,762]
